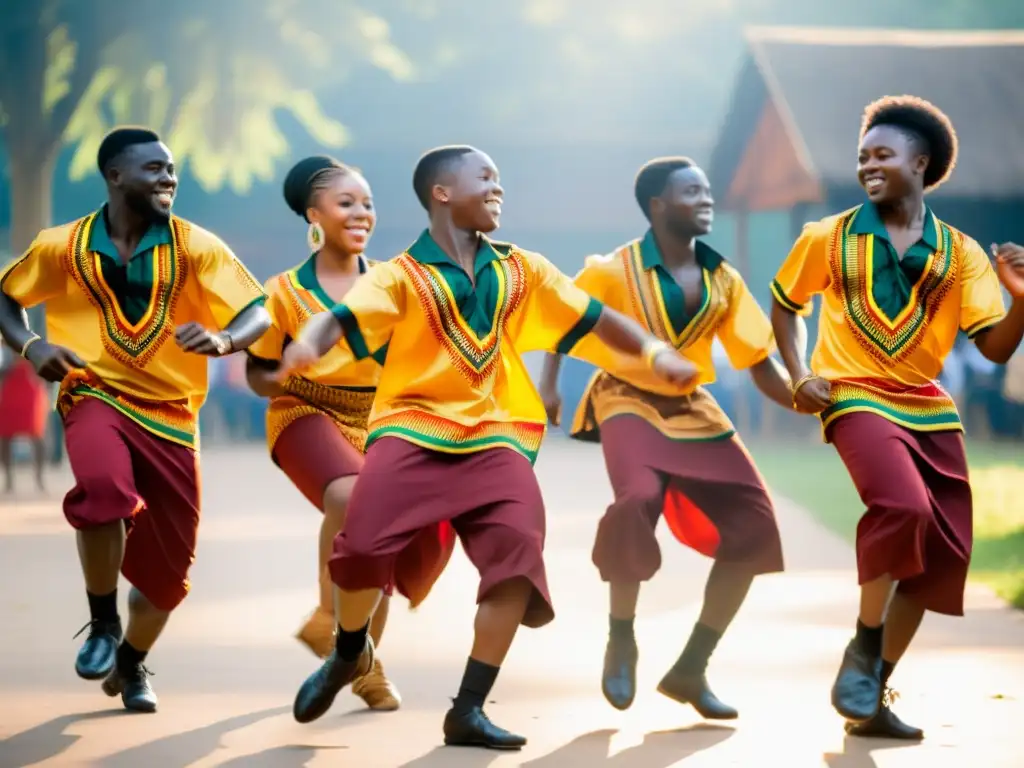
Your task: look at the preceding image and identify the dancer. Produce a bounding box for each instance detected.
[0,338,50,493]
[539,157,791,719]
[276,145,699,749]
[0,127,270,712]
[771,96,1024,739]
[246,155,399,711]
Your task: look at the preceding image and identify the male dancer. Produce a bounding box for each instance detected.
[0,127,270,712]
[771,96,1024,739]
[540,157,791,719]
[276,145,699,749]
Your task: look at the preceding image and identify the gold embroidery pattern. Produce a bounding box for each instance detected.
[64,214,188,369]
[397,252,527,387]
[57,369,197,449]
[828,211,958,365]
[622,243,729,350]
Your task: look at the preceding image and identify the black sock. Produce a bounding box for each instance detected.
[116,640,147,671]
[672,622,722,675]
[881,659,896,687]
[855,619,883,658]
[87,590,119,623]
[609,616,635,643]
[452,657,499,713]
[335,622,369,662]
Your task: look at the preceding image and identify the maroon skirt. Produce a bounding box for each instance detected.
[273,412,364,512]
[62,396,201,611]
[828,412,972,616]
[329,437,554,628]
[592,414,784,583]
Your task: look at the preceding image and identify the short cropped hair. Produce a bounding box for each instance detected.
[97,126,161,175]
[860,95,958,191]
[412,145,476,210]
[634,156,694,221]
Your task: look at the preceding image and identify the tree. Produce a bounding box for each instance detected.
[0,0,415,255]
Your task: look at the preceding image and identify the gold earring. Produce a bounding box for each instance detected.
[307,221,324,252]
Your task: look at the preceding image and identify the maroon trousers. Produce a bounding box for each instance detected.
[828,412,972,616]
[329,437,554,628]
[592,415,784,583]
[63,397,200,611]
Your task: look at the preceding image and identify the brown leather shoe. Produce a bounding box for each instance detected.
[352,657,402,711]
[296,607,335,659]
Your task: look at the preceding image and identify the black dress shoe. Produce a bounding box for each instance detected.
[845,690,924,740]
[657,670,738,719]
[102,661,158,713]
[443,705,526,750]
[601,636,638,711]
[74,619,123,680]
[293,637,375,724]
[831,639,882,723]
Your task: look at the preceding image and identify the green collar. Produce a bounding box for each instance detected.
[294,252,368,308]
[848,203,939,251]
[406,229,509,275]
[87,205,173,261]
[638,229,724,271]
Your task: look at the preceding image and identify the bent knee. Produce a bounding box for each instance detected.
[65,475,141,528]
[322,476,357,520]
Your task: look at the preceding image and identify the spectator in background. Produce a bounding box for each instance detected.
[0,338,49,493]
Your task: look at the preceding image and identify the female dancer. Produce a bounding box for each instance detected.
[246,155,399,711]
[771,96,1024,738]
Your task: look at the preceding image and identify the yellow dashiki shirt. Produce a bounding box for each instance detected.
[320,229,603,464]
[248,252,384,454]
[0,206,266,449]
[564,230,775,442]
[771,203,1005,437]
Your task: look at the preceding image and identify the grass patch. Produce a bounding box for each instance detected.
[745,437,1024,609]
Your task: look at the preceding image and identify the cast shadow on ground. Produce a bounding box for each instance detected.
[823,734,919,768]
[0,709,124,768]
[0,705,294,768]
[397,723,735,768]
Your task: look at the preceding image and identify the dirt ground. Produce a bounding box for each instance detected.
[1,437,1022,767]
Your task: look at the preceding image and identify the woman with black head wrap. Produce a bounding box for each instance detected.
[246,156,400,711]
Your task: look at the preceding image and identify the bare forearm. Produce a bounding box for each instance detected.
[223,303,271,352]
[299,310,344,356]
[540,353,563,392]
[592,306,655,357]
[770,300,811,380]
[0,292,38,353]
[749,357,793,409]
[245,356,286,398]
[974,299,1024,364]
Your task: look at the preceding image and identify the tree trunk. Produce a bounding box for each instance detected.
[8,146,57,257]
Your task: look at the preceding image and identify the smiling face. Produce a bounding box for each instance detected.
[857,124,929,204]
[107,141,177,222]
[307,171,375,255]
[651,165,714,237]
[436,150,504,233]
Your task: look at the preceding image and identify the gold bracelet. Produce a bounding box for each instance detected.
[641,338,670,369]
[791,372,818,409]
[20,335,41,358]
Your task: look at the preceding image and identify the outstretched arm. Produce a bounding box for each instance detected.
[971,242,1024,364]
[277,264,404,380]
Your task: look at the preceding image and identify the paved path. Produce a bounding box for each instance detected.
[1,437,1023,767]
